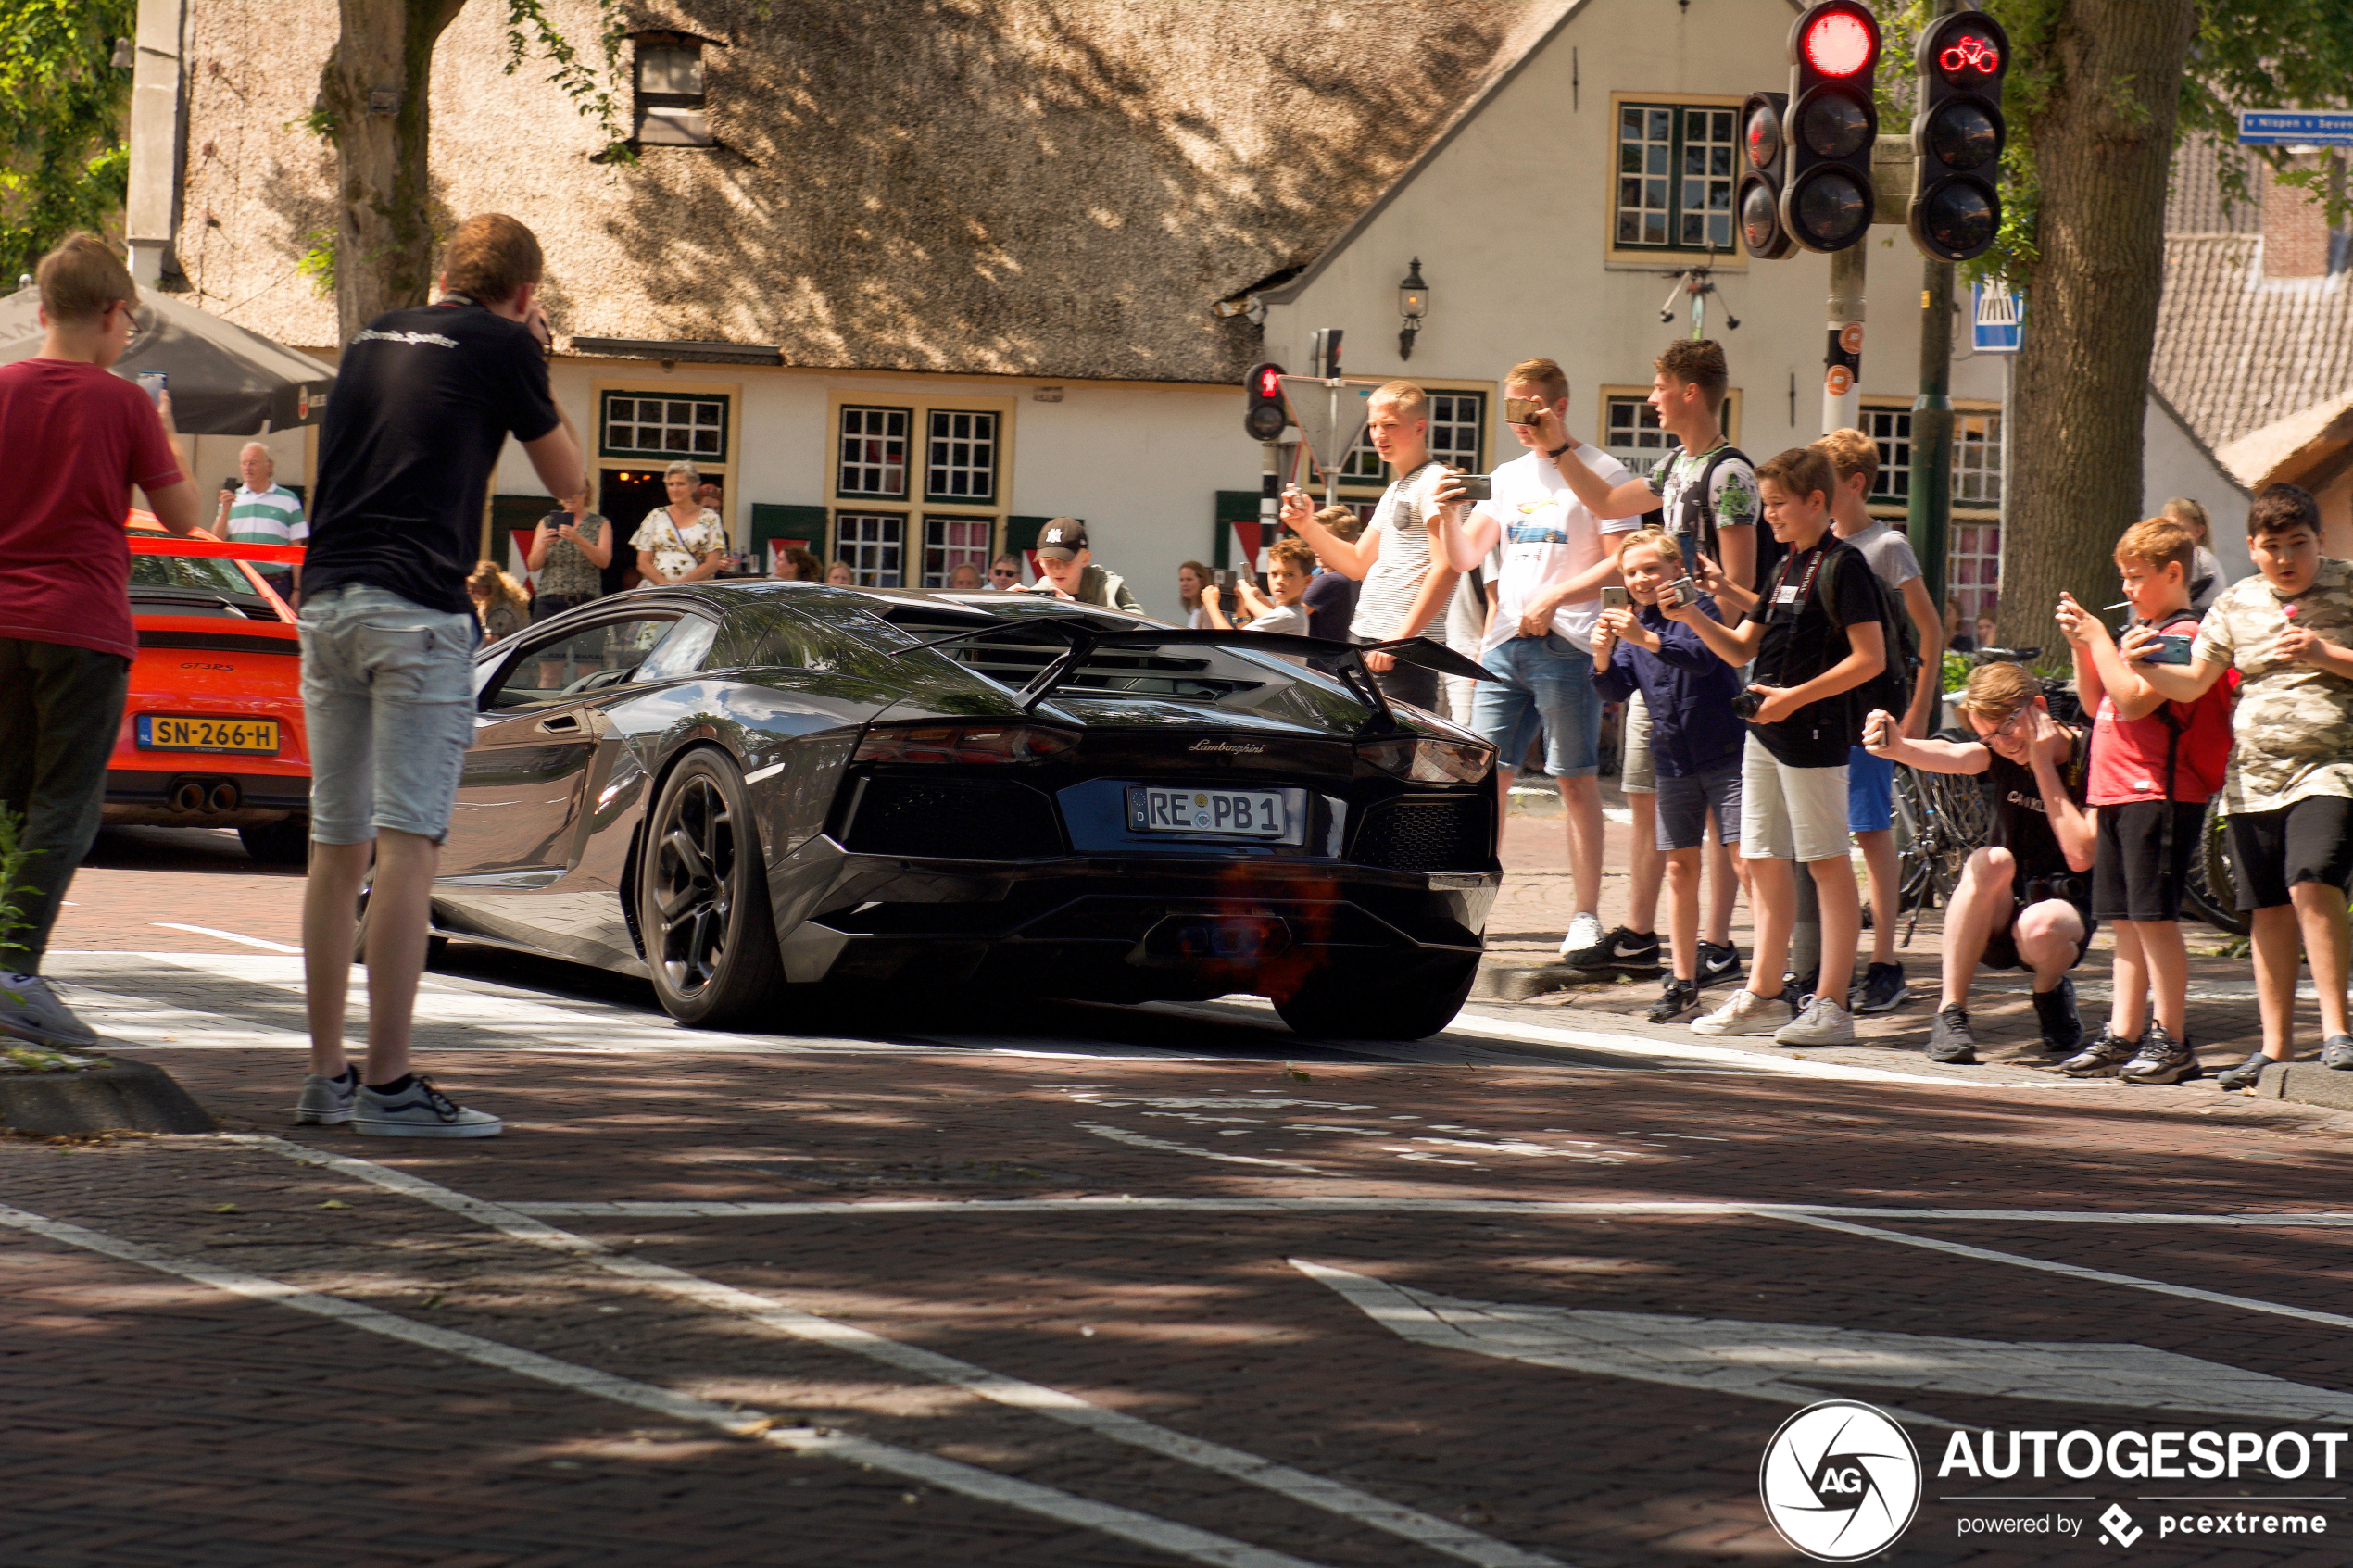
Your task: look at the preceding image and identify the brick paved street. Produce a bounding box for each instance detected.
[10,825,2353,1567]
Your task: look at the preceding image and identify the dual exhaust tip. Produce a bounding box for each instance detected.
[169,781,241,813]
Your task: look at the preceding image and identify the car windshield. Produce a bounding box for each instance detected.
[129,551,264,599]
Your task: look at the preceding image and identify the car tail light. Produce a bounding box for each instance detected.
[1356,735,1494,784]
[854,721,1079,765]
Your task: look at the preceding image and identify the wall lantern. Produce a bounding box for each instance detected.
[1397,257,1429,360]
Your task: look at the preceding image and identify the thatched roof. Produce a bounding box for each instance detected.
[177,0,1573,383]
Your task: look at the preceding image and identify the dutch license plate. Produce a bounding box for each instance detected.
[137,714,280,755]
[1128,785,1289,840]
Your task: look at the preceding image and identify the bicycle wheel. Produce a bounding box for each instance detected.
[2181,797,2249,936]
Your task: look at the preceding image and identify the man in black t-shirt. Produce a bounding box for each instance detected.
[1863,661,2097,1066]
[295,214,585,1140]
[1668,447,1883,1049]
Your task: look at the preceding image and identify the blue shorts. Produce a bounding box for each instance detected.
[1472,633,1603,779]
[299,583,480,845]
[1847,746,1894,833]
[1655,758,1743,852]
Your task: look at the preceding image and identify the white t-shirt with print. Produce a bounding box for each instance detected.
[630,507,727,583]
[1349,460,1451,644]
[1477,448,1638,656]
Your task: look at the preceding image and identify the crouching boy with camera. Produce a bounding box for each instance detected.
[1862,662,2096,1065]
[1591,528,1746,1022]
[1668,447,1883,1045]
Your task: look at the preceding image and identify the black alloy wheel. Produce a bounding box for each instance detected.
[638,749,785,1026]
[1274,952,1480,1041]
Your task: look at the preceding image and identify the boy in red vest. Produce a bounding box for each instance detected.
[2054,518,2234,1082]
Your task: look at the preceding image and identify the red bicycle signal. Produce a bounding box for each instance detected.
[1938,30,2001,80]
[1802,10,1874,77]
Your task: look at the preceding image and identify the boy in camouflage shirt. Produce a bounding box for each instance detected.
[2134,484,2353,1085]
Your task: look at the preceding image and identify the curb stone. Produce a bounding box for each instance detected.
[0,1055,216,1135]
[2251,1059,2353,1113]
[1471,958,1626,1002]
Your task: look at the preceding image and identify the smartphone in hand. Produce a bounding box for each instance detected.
[1599,586,1629,611]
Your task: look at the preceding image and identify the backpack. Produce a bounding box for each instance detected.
[1665,444,1783,592]
[1794,545,1918,725]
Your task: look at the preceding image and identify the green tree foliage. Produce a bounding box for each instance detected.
[0,0,134,282]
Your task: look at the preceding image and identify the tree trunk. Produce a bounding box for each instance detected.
[320,0,468,343]
[1997,0,2195,657]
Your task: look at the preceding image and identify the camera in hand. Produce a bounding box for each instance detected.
[1658,575,1698,609]
[1213,568,1239,594]
[1730,687,1768,720]
[1504,396,1548,427]
[1450,472,1492,503]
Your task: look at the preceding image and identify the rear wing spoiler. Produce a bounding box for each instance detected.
[891,616,1493,734]
[129,534,304,566]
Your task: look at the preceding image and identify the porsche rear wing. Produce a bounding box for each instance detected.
[128,535,305,566]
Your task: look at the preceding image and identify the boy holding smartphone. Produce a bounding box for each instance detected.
[2125,483,2353,1086]
[1201,538,1315,636]
[2052,517,2233,1083]
[1667,447,1882,1045]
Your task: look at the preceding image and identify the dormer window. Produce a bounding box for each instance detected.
[635,36,711,146]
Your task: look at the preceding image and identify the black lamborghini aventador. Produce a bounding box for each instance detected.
[404,582,1501,1039]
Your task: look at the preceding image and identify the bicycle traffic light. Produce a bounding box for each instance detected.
[1780,1,1880,253]
[1243,362,1288,442]
[1908,9,2008,263]
[1737,91,1793,259]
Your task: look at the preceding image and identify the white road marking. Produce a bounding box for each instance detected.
[1076,1123,1326,1174]
[502,1195,2353,1228]
[151,922,303,953]
[1291,1260,2353,1424]
[229,1136,1567,1568]
[1781,1211,2353,1335]
[0,1201,1327,1568]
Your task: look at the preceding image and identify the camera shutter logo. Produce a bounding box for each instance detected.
[1758,1399,1921,1561]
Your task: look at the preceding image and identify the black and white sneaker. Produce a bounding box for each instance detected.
[1564,924,1662,977]
[1848,961,1910,1015]
[1782,970,1818,1010]
[1926,1005,1977,1065]
[2323,1035,2353,1072]
[2029,976,2085,1059]
[353,1075,503,1138]
[1646,978,1700,1024]
[1696,941,1743,989]
[2057,1028,2142,1079]
[2217,1051,2275,1092]
[2119,1023,2202,1085]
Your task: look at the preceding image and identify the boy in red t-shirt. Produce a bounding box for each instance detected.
[2053,518,2233,1083]
[0,234,204,1048]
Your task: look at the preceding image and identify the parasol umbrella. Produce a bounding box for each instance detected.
[0,282,334,435]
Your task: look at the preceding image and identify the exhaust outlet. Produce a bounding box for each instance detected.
[169,782,207,812]
[208,783,241,811]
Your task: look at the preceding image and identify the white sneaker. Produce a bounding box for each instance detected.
[1690,988,1796,1036]
[0,972,100,1048]
[1558,911,1604,960]
[1775,996,1856,1047]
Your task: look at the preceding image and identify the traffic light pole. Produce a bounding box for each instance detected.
[1907,257,1957,608]
[1823,245,1865,433]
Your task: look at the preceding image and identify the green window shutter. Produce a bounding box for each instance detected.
[750,503,830,556]
[1213,490,1261,570]
[1005,515,1064,556]
[489,494,558,566]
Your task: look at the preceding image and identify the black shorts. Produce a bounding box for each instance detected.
[1980,874,2095,972]
[2093,799,2204,922]
[2228,796,2353,910]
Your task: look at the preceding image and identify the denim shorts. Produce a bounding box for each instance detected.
[1655,757,1743,852]
[1472,633,1603,779]
[1846,746,1895,833]
[298,583,479,845]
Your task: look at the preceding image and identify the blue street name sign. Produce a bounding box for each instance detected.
[2239,109,2353,147]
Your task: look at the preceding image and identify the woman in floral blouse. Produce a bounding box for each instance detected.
[630,461,735,585]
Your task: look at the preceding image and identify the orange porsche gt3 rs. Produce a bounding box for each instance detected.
[108,514,311,862]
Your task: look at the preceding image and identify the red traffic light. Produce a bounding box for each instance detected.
[1801,8,1874,76]
[1256,366,1282,399]
[1935,23,2002,85]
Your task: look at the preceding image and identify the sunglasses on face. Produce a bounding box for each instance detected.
[989,568,1019,578]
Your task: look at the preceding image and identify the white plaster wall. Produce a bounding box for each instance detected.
[1265,0,2003,470]
[2142,395,2254,587]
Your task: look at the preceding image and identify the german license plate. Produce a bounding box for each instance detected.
[1127,785,1289,839]
[137,714,280,755]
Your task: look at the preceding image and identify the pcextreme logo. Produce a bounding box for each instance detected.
[1759,1399,1923,1561]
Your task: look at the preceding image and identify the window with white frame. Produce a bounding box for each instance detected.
[601,393,727,460]
[838,407,910,498]
[1603,395,1678,481]
[835,512,904,586]
[922,516,994,586]
[634,37,711,146]
[1949,520,2002,624]
[1863,407,1914,506]
[1861,404,2005,622]
[925,410,999,503]
[1616,102,1739,253]
[1336,391,1485,488]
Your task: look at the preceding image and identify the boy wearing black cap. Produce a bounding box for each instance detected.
[1028,518,1142,612]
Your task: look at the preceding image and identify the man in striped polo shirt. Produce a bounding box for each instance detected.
[215,442,306,597]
